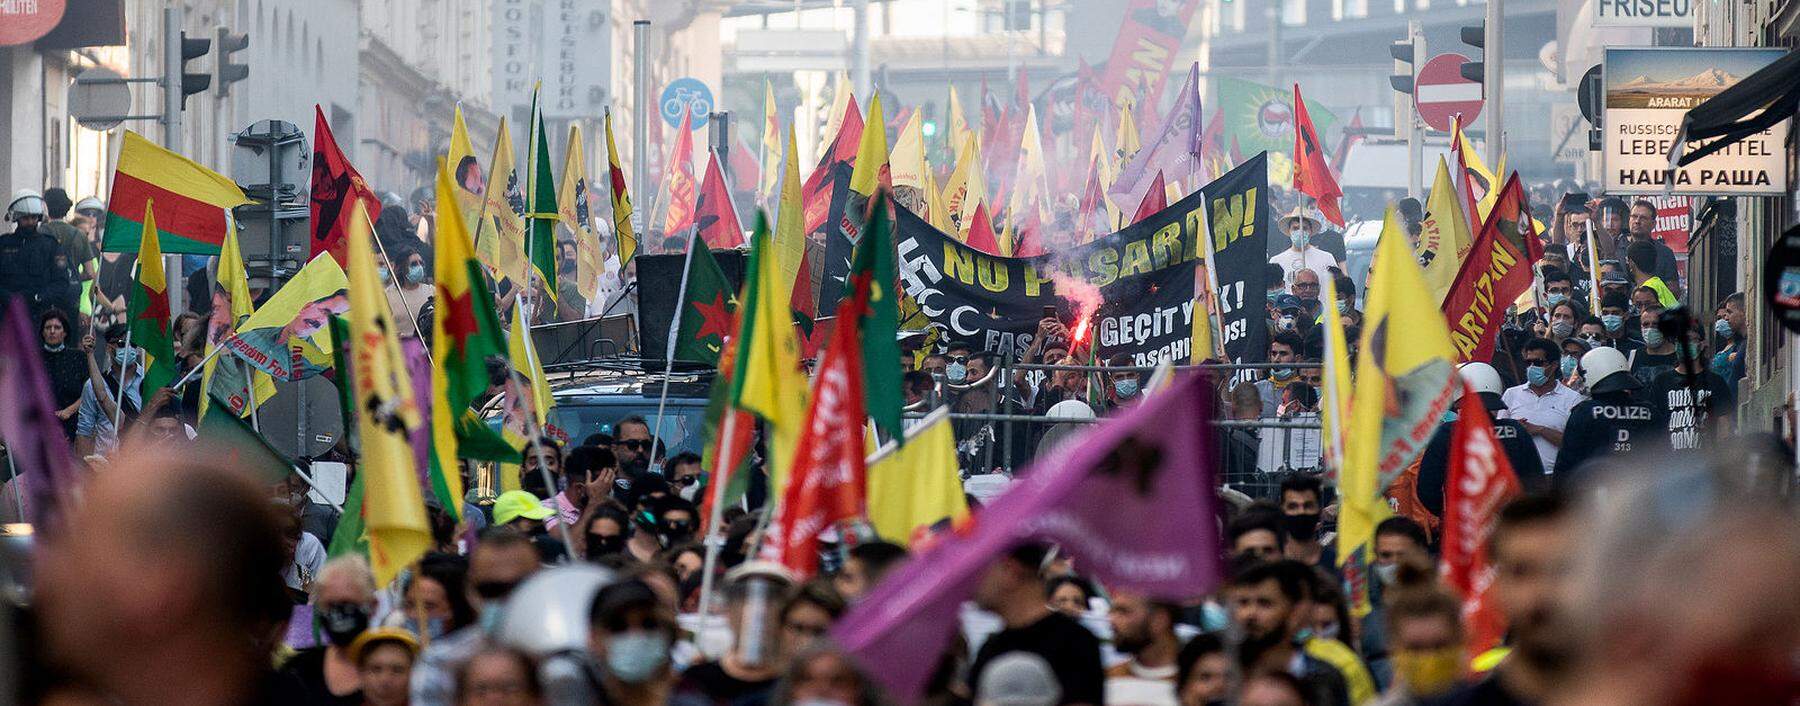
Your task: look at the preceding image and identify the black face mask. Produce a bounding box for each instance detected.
[1283,512,1321,542]
[659,520,694,546]
[317,603,370,647]
[586,535,626,560]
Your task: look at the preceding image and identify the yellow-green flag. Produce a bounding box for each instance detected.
[730,213,810,495]
[1417,156,1474,304]
[865,408,967,546]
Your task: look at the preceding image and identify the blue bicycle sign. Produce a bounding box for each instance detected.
[660,78,713,131]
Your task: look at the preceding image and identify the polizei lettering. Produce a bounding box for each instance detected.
[1587,404,1652,421]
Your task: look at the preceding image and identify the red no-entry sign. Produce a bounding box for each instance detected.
[1415,53,1484,132]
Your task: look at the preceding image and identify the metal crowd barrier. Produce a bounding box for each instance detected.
[903,360,1325,502]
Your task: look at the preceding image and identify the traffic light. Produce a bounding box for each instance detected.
[921,101,939,138]
[1389,38,1419,94]
[215,27,249,95]
[178,30,212,108]
[1460,24,1485,84]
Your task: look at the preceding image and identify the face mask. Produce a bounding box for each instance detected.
[1267,288,1284,300]
[1714,318,1734,339]
[1642,328,1665,347]
[1394,646,1464,697]
[378,266,392,284]
[605,631,671,683]
[1601,313,1624,332]
[1272,367,1296,381]
[678,482,701,502]
[1282,512,1320,542]
[42,342,64,353]
[1374,563,1399,587]
[586,535,626,560]
[1290,231,1309,250]
[1546,292,1568,307]
[406,264,426,283]
[114,348,138,369]
[1314,622,1340,641]
[1277,315,1296,331]
[1550,320,1574,338]
[1560,357,1578,377]
[1114,378,1139,399]
[405,615,447,640]
[1526,364,1551,387]
[1336,299,1350,314]
[944,362,968,383]
[317,603,371,647]
[659,520,694,545]
[1580,334,1604,347]
[1681,342,1701,359]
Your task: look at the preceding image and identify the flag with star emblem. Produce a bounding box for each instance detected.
[604,110,638,267]
[732,212,811,495]
[671,238,736,365]
[432,158,515,512]
[128,199,177,395]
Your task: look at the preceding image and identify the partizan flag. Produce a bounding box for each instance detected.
[128,200,177,395]
[1290,84,1344,227]
[669,239,737,365]
[102,131,253,254]
[310,105,382,265]
[835,375,1220,699]
[1442,175,1542,362]
[1441,383,1522,662]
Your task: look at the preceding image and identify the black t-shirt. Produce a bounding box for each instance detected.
[1630,349,1678,386]
[1425,672,1533,706]
[970,611,1105,705]
[676,661,777,706]
[1647,369,1735,452]
[273,647,360,706]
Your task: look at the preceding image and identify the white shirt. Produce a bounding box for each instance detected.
[283,532,327,592]
[1500,381,1584,472]
[1268,246,1336,286]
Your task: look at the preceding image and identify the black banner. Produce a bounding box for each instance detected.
[895,154,1269,367]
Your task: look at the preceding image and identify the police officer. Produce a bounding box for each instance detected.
[0,190,69,316]
[1417,362,1544,517]
[1554,347,1662,487]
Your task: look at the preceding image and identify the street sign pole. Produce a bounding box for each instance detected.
[633,20,651,238]
[1485,0,1504,167]
[161,5,186,316]
[1407,21,1424,201]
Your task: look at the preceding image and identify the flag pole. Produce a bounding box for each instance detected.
[693,408,741,650]
[519,389,578,560]
[169,342,229,390]
[1584,219,1602,314]
[111,262,139,436]
[7,451,25,523]
[647,238,700,476]
[239,355,262,433]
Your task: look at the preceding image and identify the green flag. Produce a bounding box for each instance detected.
[327,471,368,559]
[1214,76,1338,158]
[197,391,294,484]
[670,239,737,365]
[849,192,903,443]
[128,200,177,395]
[528,89,559,297]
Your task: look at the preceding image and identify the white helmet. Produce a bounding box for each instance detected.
[1045,399,1096,420]
[1456,362,1506,397]
[6,189,46,221]
[72,196,104,214]
[1579,347,1639,394]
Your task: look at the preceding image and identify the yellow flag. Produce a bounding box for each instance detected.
[1091,126,1122,227]
[943,132,987,237]
[508,304,553,426]
[848,93,889,197]
[1318,273,1352,472]
[1002,105,1051,255]
[865,409,968,546]
[480,117,531,285]
[774,127,806,307]
[924,157,952,233]
[198,228,275,418]
[603,111,637,267]
[822,72,852,155]
[1115,97,1141,165]
[1418,156,1475,304]
[447,105,485,225]
[890,109,928,194]
[1340,206,1459,615]
[1189,295,1213,365]
[759,80,781,202]
[948,85,971,159]
[558,124,603,304]
[731,217,809,495]
[346,201,429,587]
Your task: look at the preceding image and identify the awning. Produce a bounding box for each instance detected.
[1669,48,1800,168]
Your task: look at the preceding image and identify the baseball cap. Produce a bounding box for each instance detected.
[492,490,555,525]
[1273,293,1304,312]
[1601,270,1630,284]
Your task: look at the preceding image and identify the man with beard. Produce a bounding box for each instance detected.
[1224,559,1351,706]
[1433,494,1573,705]
[1106,591,1183,706]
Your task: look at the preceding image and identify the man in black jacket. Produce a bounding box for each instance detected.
[1,189,69,316]
[1417,362,1543,517]
[1555,347,1662,487]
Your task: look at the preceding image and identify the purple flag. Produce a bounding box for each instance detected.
[831,374,1222,699]
[0,297,78,530]
[1110,63,1203,214]
[403,337,432,490]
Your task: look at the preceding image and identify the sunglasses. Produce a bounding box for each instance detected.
[616,439,652,450]
[603,614,667,633]
[671,475,700,487]
[947,355,970,364]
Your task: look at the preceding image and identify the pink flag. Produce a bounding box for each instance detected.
[1110,63,1202,214]
[832,374,1221,699]
[1132,171,1167,225]
[0,297,78,531]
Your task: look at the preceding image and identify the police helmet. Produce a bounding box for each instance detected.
[1579,347,1641,395]
[6,190,47,221]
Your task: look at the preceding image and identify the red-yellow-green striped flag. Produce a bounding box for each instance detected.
[103,131,253,254]
[128,199,177,395]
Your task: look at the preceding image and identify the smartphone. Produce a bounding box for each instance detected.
[1042,305,1057,319]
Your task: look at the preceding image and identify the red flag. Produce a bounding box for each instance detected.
[661,107,699,238]
[764,268,871,579]
[730,136,760,191]
[1012,209,1047,258]
[310,105,381,265]
[1076,157,1105,242]
[1440,384,1522,662]
[694,151,745,249]
[965,203,1001,255]
[1331,108,1364,173]
[1131,171,1166,225]
[1441,175,1543,362]
[804,95,863,239]
[1289,85,1344,227]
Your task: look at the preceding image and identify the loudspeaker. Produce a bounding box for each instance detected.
[530,314,638,366]
[637,249,746,360]
[256,376,344,460]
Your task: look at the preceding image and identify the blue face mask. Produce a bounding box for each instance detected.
[1601,314,1624,332]
[1290,231,1310,250]
[605,631,671,684]
[1547,292,1568,306]
[406,263,426,283]
[1272,367,1296,381]
[1336,299,1350,314]
[945,362,968,383]
[405,616,447,640]
[1560,356,1578,377]
[1714,318,1734,339]
[378,266,392,284]
[1642,328,1665,348]
[1526,364,1551,387]
[1114,378,1140,399]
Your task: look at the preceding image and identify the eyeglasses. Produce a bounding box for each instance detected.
[1292,282,1319,290]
